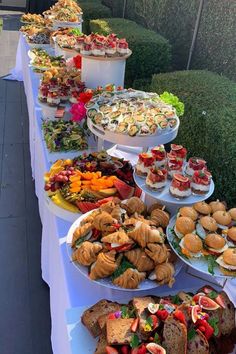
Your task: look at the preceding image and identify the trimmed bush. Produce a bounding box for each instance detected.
[89,18,171,86]
[101,0,124,17]
[80,1,112,34]
[149,70,236,207]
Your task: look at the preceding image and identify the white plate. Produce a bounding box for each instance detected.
[134,172,214,206]
[167,215,234,278]
[45,195,81,223]
[27,42,52,49]
[66,210,183,291]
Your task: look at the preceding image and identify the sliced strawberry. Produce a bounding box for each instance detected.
[156,309,169,321]
[173,310,186,326]
[131,318,139,332]
[106,346,119,354]
[121,345,130,354]
[134,186,142,198]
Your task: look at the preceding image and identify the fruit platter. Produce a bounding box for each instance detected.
[44,151,142,221]
[67,197,183,290]
[78,286,235,354]
[134,144,215,205]
[167,200,236,277]
[86,90,181,147]
[29,49,66,71]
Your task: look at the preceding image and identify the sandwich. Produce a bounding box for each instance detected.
[174,216,195,239]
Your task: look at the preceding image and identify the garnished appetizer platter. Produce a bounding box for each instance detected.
[44,151,142,221]
[29,49,65,71]
[25,28,51,48]
[167,200,236,277]
[86,90,181,148]
[134,144,214,205]
[76,286,235,354]
[66,197,182,290]
[43,0,83,27]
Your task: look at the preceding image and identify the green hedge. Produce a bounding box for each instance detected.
[80,1,112,34]
[148,70,236,207]
[101,0,124,17]
[89,18,171,86]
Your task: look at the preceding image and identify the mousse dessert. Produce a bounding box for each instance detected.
[170,144,187,160]
[169,174,191,198]
[186,157,207,177]
[167,153,184,178]
[135,153,155,177]
[151,145,166,167]
[191,170,211,195]
[146,167,168,191]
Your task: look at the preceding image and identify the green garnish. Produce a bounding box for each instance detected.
[207,255,217,275]
[121,305,135,319]
[130,334,140,349]
[146,316,153,327]
[172,294,181,305]
[172,239,189,260]
[154,333,161,344]
[159,304,164,310]
[111,257,135,280]
[160,91,185,117]
[208,317,219,336]
[187,328,197,340]
[75,236,86,248]
[208,291,218,299]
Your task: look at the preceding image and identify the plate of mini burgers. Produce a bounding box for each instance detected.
[78,285,236,354]
[167,200,236,277]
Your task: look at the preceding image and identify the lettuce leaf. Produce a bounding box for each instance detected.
[160,91,185,117]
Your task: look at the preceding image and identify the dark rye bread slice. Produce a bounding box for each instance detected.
[187,329,209,354]
[106,318,133,345]
[95,331,107,354]
[220,291,235,335]
[133,296,155,339]
[163,316,187,354]
[81,299,121,337]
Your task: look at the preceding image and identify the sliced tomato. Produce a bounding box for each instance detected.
[106,346,119,354]
[106,243,133,252]
[131,318,139,332]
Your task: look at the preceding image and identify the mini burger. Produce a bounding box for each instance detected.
[209,200,226,213]
[196,216,218,239]
[193,201,212,215]
[212,210,232,229]
[216,248,236,275]
[204,233,228,254]
[178,206,198,221]
[229,208,236,222]
[224,227,236,247]
[179,233,203,258]
[174,216,195,239]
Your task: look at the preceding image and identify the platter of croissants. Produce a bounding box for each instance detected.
[66,197,183,290]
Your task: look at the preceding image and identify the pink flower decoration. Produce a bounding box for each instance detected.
[70,102,86,122]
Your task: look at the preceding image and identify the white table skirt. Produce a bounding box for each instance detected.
[15,34,236,354]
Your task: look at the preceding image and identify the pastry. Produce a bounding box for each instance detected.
[72,222,92,247]
[167,154,184,178]
[99,201,117,214]
[128,221,164,248]
[112,268,146,289]
[125,248,155,272]
[185,157,207,177]
[90,251,118,280]
[81,210,101,225]
[170,144,187,160]
[145,243,170,264]
[174,216,195,239]
[212,210,232,226]
[200,216,218,232]
[205,234,228,254]
[151,145,167,167]
[92,212,117,233]
[178,206,198,221]
[146,167,168,191]
[101,230,133,251]
[121,197,146,215]
[147,202,164,214]
[191,170,211,195]
[72,241,103,266]
[216,248,236,275]
[110,205,127,223]
[193,201,212,215]
[169,174,191,198]
[135,153,155,177]
[150,262,175,287]
[150,208,170,227]
[179,233,203,258]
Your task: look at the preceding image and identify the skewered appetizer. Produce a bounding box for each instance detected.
[169,174,191,198]
[146,168,168,191]
[136,153,155,177]
[70,198,176,289]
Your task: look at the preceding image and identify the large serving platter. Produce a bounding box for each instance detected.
[66,210,183,291]
[45,194,81,222]
[167,215,234,278]
[80,49,132,61]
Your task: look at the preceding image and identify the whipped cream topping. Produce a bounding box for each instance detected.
[170,186,191,197]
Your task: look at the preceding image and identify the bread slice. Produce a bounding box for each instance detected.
[81,300,120,337]
[95,331,107,354]
[106,318,133,345]
[220,291,235,335]
[133,296,155,339]
[163,315,187,354]
[187,329,209,354]
[98,314,109,331]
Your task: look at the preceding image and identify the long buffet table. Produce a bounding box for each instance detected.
[16,33,236,354]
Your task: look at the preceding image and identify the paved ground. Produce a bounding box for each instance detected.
[0,12,52,354]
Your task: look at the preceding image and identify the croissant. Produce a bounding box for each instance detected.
[148,203,164,214]
[133,214,154,226]
[90,251,118,280]
[154,262,175,287]
[125,248,154,272]
[81,210,101,225]
[100,201,117,214]
[113,268,146,289]
[150,209,170,228]
[72,242,102,266]
[128,221,164,248]
[145,243,170,264]
[72,222,92,248]
[92,212,117,233]
[124,217,139,227]
[110,205,127,223]
[101,230,133,245]
[121,197,146,215]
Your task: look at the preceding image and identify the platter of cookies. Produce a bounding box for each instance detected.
[66,197,183,290]
[167,200,236,277]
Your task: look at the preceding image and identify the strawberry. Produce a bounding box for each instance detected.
[106,346,119,354]
[121,345,130,354]
[156,309,169,321]
[131,344,147,354]
[131,318,139,332]
[196,319,214,340]
[173,310,186,326]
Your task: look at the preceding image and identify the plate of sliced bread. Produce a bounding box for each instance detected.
[69,285,236,354]
[66,197,183,291]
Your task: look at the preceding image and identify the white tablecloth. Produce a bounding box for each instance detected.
[15,34,236,354]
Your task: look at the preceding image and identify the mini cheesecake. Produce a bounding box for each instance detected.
[186,157,207,177]
[191,170,211,195]
[169,174,191,198]
[167,153,184,178]
[47,90,60,106]
[81,43,92,56]
[151,145,166,168]
[170,144,187,160]
[135,153,155,177]
[75,35,86,50]
[106,41,117,55]
[146,167,168,191]
[117,39,129,55]
[38,84,49,102]
[92,42,105,56]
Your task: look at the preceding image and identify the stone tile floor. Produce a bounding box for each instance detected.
[0,11,52,354]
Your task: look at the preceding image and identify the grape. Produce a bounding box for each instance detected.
[63,176,68,182]
[55,175,64,182]
[44,183,51,191]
